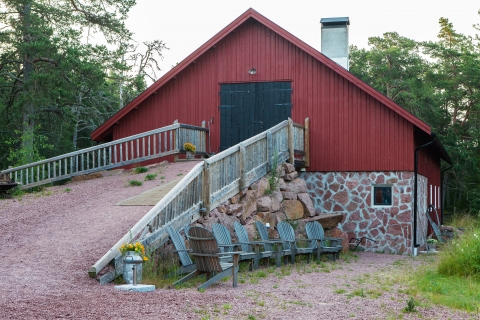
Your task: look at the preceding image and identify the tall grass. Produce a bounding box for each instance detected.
[437,227,480,278]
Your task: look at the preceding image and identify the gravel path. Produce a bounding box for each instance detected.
[0,161,471,319]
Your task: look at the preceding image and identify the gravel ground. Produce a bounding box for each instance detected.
[0,161,472,319]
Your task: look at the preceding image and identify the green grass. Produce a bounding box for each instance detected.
[437,228,480,279]
[144,173,157,181]
[133,166,148,174]
[128,180,143,186]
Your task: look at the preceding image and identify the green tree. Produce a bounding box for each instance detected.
[349,18,480,212]
[422,18,480,211]
[0,0,166,167]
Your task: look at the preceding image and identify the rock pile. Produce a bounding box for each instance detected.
[196,163,349,252]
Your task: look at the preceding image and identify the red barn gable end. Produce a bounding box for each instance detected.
[91,8,451,254]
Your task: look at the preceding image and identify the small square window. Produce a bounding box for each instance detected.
[373,186,392,206]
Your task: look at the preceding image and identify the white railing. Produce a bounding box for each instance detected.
[1,123,208,189]
[88,118,309,280]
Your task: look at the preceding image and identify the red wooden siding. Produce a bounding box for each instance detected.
[111,19,416,173]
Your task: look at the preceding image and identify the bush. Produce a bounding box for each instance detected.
[129,180,143,186]
[437,227,480,279]
[145,173,157,181]
[133,167,148,174]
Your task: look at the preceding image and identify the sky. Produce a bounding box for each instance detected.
[125,0,479,78]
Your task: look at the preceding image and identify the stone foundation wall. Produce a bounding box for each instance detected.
[299,171,428,255]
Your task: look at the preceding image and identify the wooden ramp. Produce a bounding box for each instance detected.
[89,118,310,281]
[116,177,183,206]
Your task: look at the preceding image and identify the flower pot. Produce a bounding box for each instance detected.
[186,151,194,159]
[427,243,437,252]
[123,251,143,284]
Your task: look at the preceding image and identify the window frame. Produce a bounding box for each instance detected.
[372,184,393,207]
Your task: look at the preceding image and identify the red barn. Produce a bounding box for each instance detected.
[91,9,451,254]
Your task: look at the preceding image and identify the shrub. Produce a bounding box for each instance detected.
[129,180,143,186]
[133,167,148,174]
[145,173,157,181]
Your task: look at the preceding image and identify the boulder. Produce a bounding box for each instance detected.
[327,227,350,253]
[283,163,295,173]
[284,178,307,193]
[239,190,257,221]
[257,196,271,212]
[226,204,243,215]
[303,213,344,230]
[282,192,297,200]
[284,171,298,181]
[250,177,269,198]
[278,178,287,191]
[254,211,278,229]
[297,193,315,217]
[270,191,282,212]
[282,200,304,220]
[230,193,241,204]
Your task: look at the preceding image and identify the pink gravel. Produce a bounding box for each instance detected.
[0,161,471,319]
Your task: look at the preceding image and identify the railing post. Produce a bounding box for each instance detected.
[266,130,273,172]
[288,118,294,164]
[239,143,246,190]
[203,161,211,213]
[304,117,310,167]
[173,120,179,162]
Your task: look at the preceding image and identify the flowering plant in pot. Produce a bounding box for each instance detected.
[120,242,148,284]
[119,242,148,262]
[183,142,196,158]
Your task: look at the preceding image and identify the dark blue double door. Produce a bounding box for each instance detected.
[219,81,292,151]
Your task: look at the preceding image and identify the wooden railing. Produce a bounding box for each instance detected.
[88,118,309,281]
[1,123,208,189]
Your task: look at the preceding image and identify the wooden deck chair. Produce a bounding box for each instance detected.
[277,222,316,263]
[212,223,259,270]
[305,221,342,261]
[254,221,293,265]
[173,227,241,291]
[234,222,280,268]
[166,226,196,277]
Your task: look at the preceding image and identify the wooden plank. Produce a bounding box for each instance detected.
[203,162,211,212]
[288,118,294,164]
[266,130,273,172]
[239,143,246,190]
[304,117,310,167]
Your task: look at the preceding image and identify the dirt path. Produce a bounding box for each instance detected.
[0,161,471,319]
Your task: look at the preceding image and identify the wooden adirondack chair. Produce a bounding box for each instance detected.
[254,221,293,265]
[277,222,316,263]
[166,226,196,276]
[212,223,259,270]
[173,227,241,291]
[305,221,342,261]
[234,222,281,268]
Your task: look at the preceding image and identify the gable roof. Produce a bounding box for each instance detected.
[91,8,431,141]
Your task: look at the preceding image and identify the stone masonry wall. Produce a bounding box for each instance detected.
[299,171,428,255]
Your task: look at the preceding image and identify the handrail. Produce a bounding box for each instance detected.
[88,117,309,279]
[1,123,208,189]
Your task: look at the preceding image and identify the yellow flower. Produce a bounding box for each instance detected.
[143,256,148,261]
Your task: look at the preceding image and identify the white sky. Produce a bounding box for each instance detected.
[126,0,479,78]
